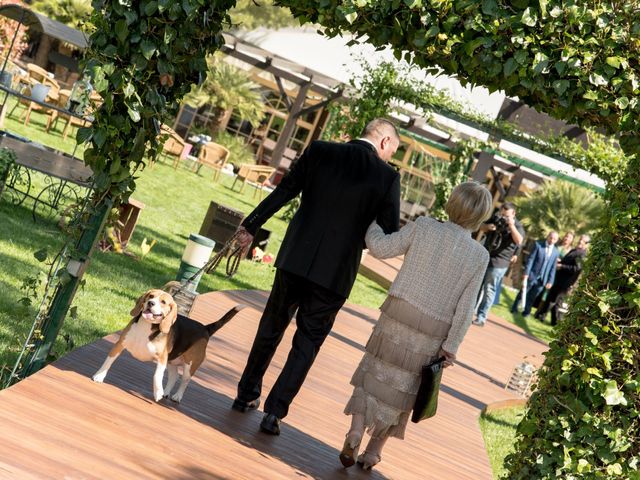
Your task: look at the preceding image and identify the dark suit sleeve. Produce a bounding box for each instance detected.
[523,243,539,276]
[548,252,558,285]
[241,144,312,235]
[376,174,401,234]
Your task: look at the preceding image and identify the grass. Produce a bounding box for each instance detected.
[0,147,387,370]
[492,286,555,344]
[479,406,526,479]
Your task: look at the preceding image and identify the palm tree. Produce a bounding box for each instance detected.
[513,179,605,239]
[183,55,266,134]
[30,0,92,29]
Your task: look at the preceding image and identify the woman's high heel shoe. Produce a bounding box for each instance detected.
[357,451,382,470]
[339,432,362,468]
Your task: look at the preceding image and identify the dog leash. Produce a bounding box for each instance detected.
[173,232,248,296]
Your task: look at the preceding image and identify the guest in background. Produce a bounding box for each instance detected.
[473,202,525,326]
[511,231,559,318]
[557,231,575,258]
[535,234,590,325]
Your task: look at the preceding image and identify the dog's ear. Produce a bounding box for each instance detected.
[160,299,178,334]
[130,292,147,317]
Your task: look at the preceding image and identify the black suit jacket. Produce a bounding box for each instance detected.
[242,139,401,297]
[554,247,587,290]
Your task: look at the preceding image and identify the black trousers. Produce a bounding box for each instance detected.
[535,284,568,325]
[237,269,346,419]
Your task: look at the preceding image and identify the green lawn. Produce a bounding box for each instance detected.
[479,406,526,479]
[0,157,387,370]
[492,286,555,344]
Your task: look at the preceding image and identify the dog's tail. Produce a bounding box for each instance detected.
[206,304,246,336]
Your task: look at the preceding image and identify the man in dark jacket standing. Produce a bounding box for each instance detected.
[535,234,590,325]
[231,119,401,435]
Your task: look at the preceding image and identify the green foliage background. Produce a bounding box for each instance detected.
[513,179,605,241]
[275,0,640,478]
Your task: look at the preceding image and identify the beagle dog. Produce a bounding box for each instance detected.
[92,287,244,403]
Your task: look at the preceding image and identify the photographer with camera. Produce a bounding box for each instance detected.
[472,202,525,327]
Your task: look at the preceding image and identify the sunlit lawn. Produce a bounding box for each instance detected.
[479,406,526,479]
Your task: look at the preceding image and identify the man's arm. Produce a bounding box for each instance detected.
[506,217,524,245]
[240,144,312,237]
[376,174,401,234]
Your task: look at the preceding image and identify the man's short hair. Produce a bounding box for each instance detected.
[445,182,494,231]
[360,118,399,141]
[501,201,516,212]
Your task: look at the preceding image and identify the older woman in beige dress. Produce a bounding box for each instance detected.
[339,181,493,470]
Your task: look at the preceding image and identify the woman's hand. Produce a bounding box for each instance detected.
[438,348,456,368]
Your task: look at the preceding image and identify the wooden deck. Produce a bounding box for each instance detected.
[358,253,403,290]
[0,290,547,479]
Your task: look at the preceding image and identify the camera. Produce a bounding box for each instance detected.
[494,216,508,231]
[487,216,509,252]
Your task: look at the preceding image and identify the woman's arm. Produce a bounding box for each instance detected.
[441,257,488,354]
[365,220,416,259]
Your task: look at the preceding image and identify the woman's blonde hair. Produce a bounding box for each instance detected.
[445,181,493,231]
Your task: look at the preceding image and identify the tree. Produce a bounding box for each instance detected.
[229,0,296,30]
[0,1,29,61]
[182,54,265,134]
[513,179,605,240]
[30,0,92,29]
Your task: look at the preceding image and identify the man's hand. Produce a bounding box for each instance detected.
[522,274,529,280]
[510,255,518,264]
[235,226,254,249]
[545,283,552,289]
[438,348,456,368]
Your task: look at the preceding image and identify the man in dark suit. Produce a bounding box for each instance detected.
[535,234,590,325]
[231,119,401,435]
[511,231,560,318]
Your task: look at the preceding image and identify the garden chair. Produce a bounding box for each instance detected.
[231,164,276,201]
[45,89,72,133]
[193,142,230,181]
[158,125,187,168]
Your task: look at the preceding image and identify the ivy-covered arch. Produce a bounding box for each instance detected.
[23,0,638,478]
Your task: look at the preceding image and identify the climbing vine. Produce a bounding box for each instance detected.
[277,1,640,478]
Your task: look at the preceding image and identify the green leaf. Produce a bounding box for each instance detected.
[606,56,622,69]
[344,11,358,23]
[144,0,158,15]
[115,19,128,43]
[604,380,627,406]
[589,73,608,86]
[33,249,48,262]
[504,58,519,76]
[127,106,141,123]
[481,0,499,16]
[93,128,107,148]
[553,79,569,95]
[140,39,157,60]
[514,49,528,64]
[69,306,78,320]
[521,7,537,27]
[532,52,549,73]
[77,127,93,144]
[123,83,135,98]
[607,463,623,475]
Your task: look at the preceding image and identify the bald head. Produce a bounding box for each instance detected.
[360,118,400,161]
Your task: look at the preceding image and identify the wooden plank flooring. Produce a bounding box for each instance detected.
[0,290,547,479]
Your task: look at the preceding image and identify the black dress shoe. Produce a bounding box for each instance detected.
[260,413,281,435]
[231,398,260,413]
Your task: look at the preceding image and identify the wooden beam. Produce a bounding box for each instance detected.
[275,76,293,112]
[270,82,311,168]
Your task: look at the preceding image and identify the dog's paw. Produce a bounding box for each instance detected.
[92,372,106,383]
[170,392,183,403]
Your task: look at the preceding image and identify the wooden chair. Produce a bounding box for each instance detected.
[194,142,230,181]
[26,63,50,84]
[158,126,187,168]
[231,164,276,200]
[45,89,72,132]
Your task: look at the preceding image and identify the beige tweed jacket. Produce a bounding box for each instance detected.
[365,216,489,353]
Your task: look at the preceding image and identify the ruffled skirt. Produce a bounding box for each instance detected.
[344,296,450,439]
